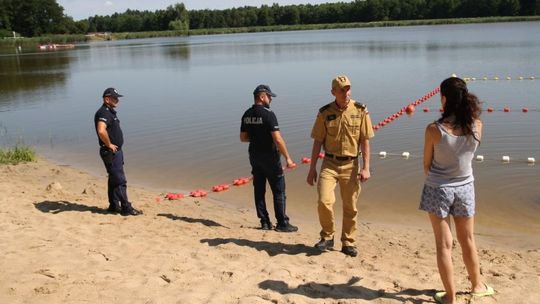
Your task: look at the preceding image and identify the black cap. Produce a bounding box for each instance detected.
[253,84,276,97]
[102,87,123,98]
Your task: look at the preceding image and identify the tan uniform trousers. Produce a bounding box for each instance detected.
[317,158,361,247]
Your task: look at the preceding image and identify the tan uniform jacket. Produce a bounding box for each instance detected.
[311,99,374,157]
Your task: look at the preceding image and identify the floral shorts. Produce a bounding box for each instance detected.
[419,182,475,218]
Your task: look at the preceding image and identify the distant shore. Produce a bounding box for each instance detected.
[1,16,539,49]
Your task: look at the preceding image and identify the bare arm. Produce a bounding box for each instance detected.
[96,121,118,152]
[306,140,323,186]
[423,123,439,175]
[358,138,370,182]
[240,131,250,142]
[475,119,483,141]
[271,131,295,168]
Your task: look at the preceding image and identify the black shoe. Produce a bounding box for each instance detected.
[341,246,358,257]
[106,205,121,213]
[261,221,273,230]
[121,208,143,216]
[275,223,298,233]
[315,238,334,251]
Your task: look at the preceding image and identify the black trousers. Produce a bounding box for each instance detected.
[100,148,132,211]
[249,152,289,226]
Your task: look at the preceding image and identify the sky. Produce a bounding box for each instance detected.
[57,0,346,21]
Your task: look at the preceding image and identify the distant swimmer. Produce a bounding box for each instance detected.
[420,77,494,303]
[94,87,142,216]
[307,75,374,257]
[240,84,298,232]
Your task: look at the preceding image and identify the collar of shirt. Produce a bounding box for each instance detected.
[333,99,352,111]
[103,104,117,115]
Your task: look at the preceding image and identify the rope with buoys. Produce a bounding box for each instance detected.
[463,76,537,81]
[372,87,441,131]
[162,87,441,201]
[160,84,536,202]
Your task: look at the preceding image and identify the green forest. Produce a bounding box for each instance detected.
[0,0,539,38]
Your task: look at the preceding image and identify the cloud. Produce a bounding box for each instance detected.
[105,1,113,6]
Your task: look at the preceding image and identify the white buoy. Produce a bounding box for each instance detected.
[475,155,484,161]
[494,76,500,80]
[527,157,536,164]
[471,77,476,81]
[483,77,488,80]
[402,152,410,159]
[379,151,387,158]
[518,76,524,80]
[451,73,457,77]
[502,156,510,163]
[530,76,536,80]
[506,76,511,80]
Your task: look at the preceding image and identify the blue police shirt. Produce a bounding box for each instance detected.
[94,105,124,148]
[240,104,280,155]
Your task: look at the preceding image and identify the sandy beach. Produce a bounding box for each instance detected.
[0,157,538,303]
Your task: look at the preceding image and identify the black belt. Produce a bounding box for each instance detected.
[324,153,357,161]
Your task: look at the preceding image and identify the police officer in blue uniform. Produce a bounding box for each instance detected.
[95,87,142,216]
[240,85,298,232]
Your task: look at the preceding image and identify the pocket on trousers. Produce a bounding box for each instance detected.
[100,149,113,166]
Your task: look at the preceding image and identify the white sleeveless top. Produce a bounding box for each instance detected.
[425,122,479,187]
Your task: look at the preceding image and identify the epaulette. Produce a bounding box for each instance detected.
[318,104,331,113]
[354,102,366,110]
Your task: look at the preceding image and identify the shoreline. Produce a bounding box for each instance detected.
[41,152,540,251]
[1,157,539,303]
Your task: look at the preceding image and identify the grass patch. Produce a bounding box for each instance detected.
[0,145,37,165]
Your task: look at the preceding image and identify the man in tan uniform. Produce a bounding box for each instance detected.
[306,75,374,257]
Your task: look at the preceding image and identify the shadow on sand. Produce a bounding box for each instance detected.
[157,213,228,228]
[34,200,111,215]
[200,237,322,257]
[259,276,434,303]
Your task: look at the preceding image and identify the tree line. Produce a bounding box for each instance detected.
[1,0,539,37]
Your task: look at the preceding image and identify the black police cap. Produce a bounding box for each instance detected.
[253,84,276,97]
[102,87,123,98]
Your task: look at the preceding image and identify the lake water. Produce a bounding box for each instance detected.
[1,22,539,248]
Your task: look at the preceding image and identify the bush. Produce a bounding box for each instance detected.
[0,29,13,38]
[0,145,37,165]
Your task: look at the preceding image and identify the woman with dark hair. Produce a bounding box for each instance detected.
[420,77,494,303]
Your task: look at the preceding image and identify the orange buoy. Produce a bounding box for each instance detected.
[522,107,529,113]
[503,107,510,112]
[212,184,230,192]
[318,153,325,159]
[233,177,250,185]
[406,105,415,114]
[423,107,429,112]
[190,189,207,197]
[301,157,311,164]
[165,193,185,200]
[373,125,380,130]
[487,107,494,113]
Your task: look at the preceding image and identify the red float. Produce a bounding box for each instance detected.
[406,105,415,114]
[522,107,529,113]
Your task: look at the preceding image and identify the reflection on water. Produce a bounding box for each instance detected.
[1,22,539,245]
[0,53,74,109]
